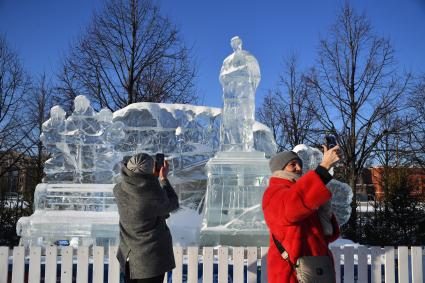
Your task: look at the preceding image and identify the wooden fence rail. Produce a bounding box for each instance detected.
[0,246,423,283]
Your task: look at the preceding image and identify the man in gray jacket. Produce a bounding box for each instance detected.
[114,153,179,283]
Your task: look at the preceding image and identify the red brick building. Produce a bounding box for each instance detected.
[357,167,425,201]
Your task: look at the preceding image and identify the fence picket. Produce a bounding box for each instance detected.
[260,247,268,283]
[203,247,214,283]
[172,247,183,283]
[371,246,382,283]
[343,246,354,283]
[28,246,41,283]
[1,245,424,283]
[331,246,341,283]
[397,246,409,283]
[218,247,228,283]
[187,247,198,283]
[12,247,25,283]
[108,246,120,283]
[357,246,368,283]
[77,246,89,283]
[93,246,104,283]
[61,246,73,283]
[233,247,244,283]
[411,246,423,283]
[384,246,395,283]
[45,246,57,283]
[0,247,9,283]
[247,247,257,283]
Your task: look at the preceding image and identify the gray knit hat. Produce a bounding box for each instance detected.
[127,153,154,174]
[269,151,303,173]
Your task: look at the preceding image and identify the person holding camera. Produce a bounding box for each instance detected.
[262,144,341,283]
[114,153,179,283]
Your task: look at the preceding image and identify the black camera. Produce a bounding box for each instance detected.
[325,135,337,149]
[155,153,165,172]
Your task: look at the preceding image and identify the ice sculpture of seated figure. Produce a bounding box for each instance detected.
[293,144,352,225]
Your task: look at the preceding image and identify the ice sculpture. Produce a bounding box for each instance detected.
[40,100,276,184]
[41,106,75,182]
[17,94,277,246]
[200,36,271,246]
[293,144,353,225]
[219,36,260,152]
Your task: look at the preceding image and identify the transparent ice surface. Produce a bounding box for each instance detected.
[219,36,260,152]
[41,97,277,184]
[293,144,353,225]
[200,37,270,246]
[19,93,277,246]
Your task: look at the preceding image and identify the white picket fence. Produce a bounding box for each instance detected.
[0,245,423,283]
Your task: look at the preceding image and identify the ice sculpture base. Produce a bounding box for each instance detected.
[200,151,270,247]
[17,183,119,247]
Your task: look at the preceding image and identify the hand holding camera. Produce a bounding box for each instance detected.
[154,153,169,180]
[320,135,341,170]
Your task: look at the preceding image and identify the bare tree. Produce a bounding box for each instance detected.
[0,35,33,246]
[306,3,411,240]
[0,36,32,179]
[257,55,318,151]
[24,74,54,198]
[406,75,425,168]
[57,0,197,112]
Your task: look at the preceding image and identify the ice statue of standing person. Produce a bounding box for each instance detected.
[65,95,99,182]
[219,36,260,152]
[41,105,72,182]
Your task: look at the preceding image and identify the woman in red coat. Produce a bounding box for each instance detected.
[262,146,341,283]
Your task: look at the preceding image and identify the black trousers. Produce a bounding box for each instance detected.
[124,262,165,283]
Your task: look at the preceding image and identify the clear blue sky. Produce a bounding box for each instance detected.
[1,0,424,108]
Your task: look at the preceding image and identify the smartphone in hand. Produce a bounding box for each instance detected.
[325,135,337,149]
[155,153,165,172]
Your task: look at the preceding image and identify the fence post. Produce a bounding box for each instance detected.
[187,247,198,283]
[61,246,73,283]
[411,246,423,283]
[247,247,257,283]
[343,246,354,283]
[397,246,409,283]
[172,247,183,283]
[93,246,104,283]
[233,247,244,283]
[384,246,395,283]
[12,247,25,283]
[357,246,368,283]
[218,247,228,283]
[77,246,89,283]
[370,246,382,283]
[108,246,120,283]
[28,246,41,283]
[0,247,9,283]
[202,247,214,283]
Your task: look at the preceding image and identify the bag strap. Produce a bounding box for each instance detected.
[272,234,297,269]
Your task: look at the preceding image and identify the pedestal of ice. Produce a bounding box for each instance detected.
[200,37,270,246]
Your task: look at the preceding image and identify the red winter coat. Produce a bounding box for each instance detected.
[262,171,340,283]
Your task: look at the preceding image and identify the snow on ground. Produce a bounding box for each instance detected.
[168,206,203,246]
[168,206,360,251]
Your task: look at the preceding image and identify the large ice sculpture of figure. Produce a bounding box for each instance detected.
[200,36,270,246]
[219,36,260,152]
